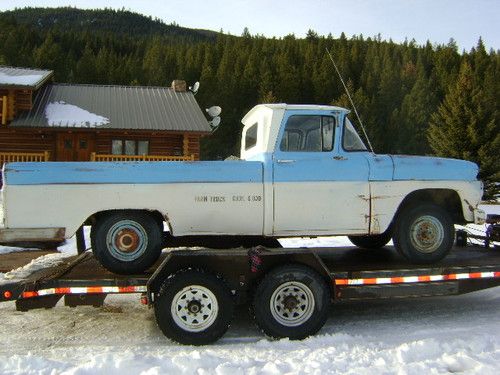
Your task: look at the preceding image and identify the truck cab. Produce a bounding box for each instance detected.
[241,104,483,237]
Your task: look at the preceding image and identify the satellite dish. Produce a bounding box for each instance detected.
[206,106,222,118]
[209,116,221,131]
[189,81,200,94]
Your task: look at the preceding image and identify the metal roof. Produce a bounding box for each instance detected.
[0,66,53,90]
[10,83,212,133]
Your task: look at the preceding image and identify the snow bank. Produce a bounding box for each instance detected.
[0,72,44,86]
[45,101,110,127]
[0,252,70,284]
[0,245,40,255]
[0,287,498,374]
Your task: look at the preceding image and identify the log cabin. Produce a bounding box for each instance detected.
[0,66,211,168]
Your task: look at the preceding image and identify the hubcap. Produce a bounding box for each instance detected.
[106,220,148,261]
[171,285,218,332]
[270,281,315,327]
[410,215,444,253]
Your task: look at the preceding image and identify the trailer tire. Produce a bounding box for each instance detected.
[348,231,392,249]
[393,203,454,264]
[252,264,330,340]
[154,269,234,345]
[91,211,163,274]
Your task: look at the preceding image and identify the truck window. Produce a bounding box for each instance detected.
[245,123,258,150]
[343,118,367,151]
[280,115,335,152]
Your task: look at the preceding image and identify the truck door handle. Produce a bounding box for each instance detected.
[276,159,295,164]
[333,156,347,161]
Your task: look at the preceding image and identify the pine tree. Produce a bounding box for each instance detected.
[397,64,437,154]
[428,62,499,198]
[33,32,64,78]
[142,37,166,85]
[75,43,97,82]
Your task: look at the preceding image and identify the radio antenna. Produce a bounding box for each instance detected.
[326,48,374,153]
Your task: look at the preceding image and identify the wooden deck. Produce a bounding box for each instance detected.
[0,151,50,165]
[90,152,194,162]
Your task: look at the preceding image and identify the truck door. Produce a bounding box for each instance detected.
[272,111,370,235]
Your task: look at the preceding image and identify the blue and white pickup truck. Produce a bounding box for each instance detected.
[0,104,485,273]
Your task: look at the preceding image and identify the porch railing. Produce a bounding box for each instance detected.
[0,151,50,165]
[90,152,195,162]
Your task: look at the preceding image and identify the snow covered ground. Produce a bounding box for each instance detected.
[0,207,498,374]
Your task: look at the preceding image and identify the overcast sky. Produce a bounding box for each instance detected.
[1,0,499,51]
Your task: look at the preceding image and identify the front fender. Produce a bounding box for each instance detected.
[369,180,483,234]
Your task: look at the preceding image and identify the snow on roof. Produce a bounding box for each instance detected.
[0,66,53,89]
[11,83,211,132]
[0,72,44,86]
[45,101,110,127]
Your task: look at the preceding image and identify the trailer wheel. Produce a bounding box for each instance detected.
[393,204,454,264]
[154,269,234,345]
[252,264,330,340]
[348,231,392,249]
[91,211,163,274]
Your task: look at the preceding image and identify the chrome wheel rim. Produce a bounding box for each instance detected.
[106,220,148,261]
[171,285,218,332]
[410,215,444,253]
[270,281,315,327]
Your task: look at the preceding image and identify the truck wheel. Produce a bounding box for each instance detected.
[154,269,234,345]
[91,211,163,274]
[393,204,454,264]
[348,231,392,249]
[252,264,330,340]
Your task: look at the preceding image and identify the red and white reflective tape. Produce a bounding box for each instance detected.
[335,271,500,286]
[22,285,147,299]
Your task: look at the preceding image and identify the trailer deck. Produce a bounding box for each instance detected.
[1,245,499,306]
[1,244,499,344]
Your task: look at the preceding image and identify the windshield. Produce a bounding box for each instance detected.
[343,117,367,151]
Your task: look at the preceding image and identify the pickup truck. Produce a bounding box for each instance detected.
[0,104,485,274]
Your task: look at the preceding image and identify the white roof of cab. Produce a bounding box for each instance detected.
[242,103,349,123]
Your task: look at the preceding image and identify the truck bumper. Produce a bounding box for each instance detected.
[474,208,486,225]
[0,228,66,243]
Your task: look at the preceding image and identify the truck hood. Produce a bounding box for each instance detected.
[390,155,479,181]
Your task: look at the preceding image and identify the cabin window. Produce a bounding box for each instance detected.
[112,140,123,154]
[245,123,258,150]
[280,115,335,152]
[112,140,150,155]
[125,140,136,155]
[137,141,149,155]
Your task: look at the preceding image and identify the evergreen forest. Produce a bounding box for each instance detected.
[0,7,498,197]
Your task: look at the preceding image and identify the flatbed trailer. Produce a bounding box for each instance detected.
[1,245,499,345]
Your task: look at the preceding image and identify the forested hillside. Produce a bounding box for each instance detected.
[0,7,498,196]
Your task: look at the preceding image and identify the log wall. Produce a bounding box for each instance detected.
[0,128,203,161]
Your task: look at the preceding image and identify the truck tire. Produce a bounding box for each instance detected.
[393,203,454,264]
[154,269,234,345]
[252,264,330,340]
[348,231,392,249]
[91,211,163,274]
